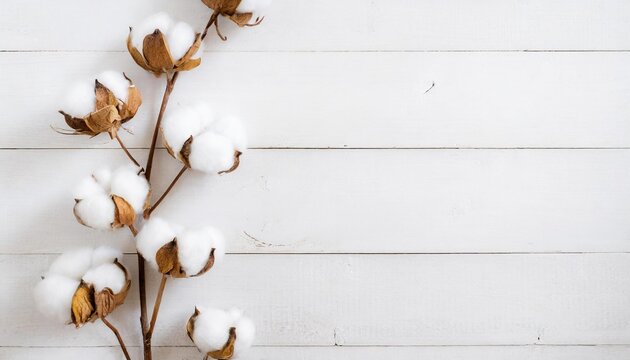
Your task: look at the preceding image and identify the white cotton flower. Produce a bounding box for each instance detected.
[177,226,225,275]
[82,263,126,293]
[73,165,149,230]
[96,71,130,103]
[236,0,272,15]
[63,80,95,118]
[188,132,235,174]
[166,21,196,61]
[162,103,246,174]
[189,306,255,358]
[131,12,173,49]
[91,246,122,267]
[48,247,94,280]
[136,217,179,270]
[110,165,150,213]
[34,275,80,324]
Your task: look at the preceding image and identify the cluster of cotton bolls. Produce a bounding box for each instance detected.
[161,103,246,174]
[128,12,202,74]
[136,217,225,277]
[33,246,127,325]
[188,306,255,359]
[73,164,150,230]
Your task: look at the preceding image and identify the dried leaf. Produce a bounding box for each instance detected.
[127,31,151,72]
[179,135,194,168]
[156,239,187,277]
[142,29,174,72]
[202,0,241,14]
[230,12,254,27]
[95,80,118,111]
[175,33,202,67]
[112,195,136,228]
[208,327,237,360]
[186,307,201,342]
[84,105,120,134]
[59,111,92,134]
[71,282,95,327]
[218,151,242,174]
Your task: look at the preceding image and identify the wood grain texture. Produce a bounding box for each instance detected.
[3,52,630,149]
[3,0,630,51]
[6,254,630,347]
[3,149,630,254]
[3,346,630,360]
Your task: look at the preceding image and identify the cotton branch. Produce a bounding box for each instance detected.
[101,317,132,360]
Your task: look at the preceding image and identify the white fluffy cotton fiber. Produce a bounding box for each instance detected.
[82,263,126,293]
[63,80,96,117]
[131,12,197,61]
[96,71,130,103]
[191,306,255,356]
[33,275,81,324]
[135,217,179,270]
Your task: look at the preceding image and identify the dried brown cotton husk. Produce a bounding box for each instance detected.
[201,0,266,27]
[156,239,216,278]
[59,75,142,138]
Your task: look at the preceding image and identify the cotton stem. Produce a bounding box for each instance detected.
[101,317,132,360]
[146,274,168,340]
[115,133,142,169]
[145,165,188,218]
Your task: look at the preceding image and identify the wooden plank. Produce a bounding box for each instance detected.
[4,254,630,346]
[3,52,630,149]
[3,149,630,254]
[2,0,630,51]
[3,345,630,360]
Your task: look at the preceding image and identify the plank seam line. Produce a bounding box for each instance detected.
[2,49,630,54]
[5,252,630,256]
[3,344,630,348]
[3,147,630,151]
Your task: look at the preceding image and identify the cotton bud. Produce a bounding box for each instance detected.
[58,71,142,138]
[187,306,255,360]
[136,217,225,278]
[202,0,271,27]
[73,165,150,230]
[33,246,131,327]
[127,12,202,76]
[161,103,246,174]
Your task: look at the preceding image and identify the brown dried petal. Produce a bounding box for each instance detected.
[59,111,93,134]
[218,151,242,174]
[186,307,201,342]
[156,239,187,277]
[95,80,118,111]
[207,327,237,360]
[71,282,95,328]
[192,249,216,277]
[175,57,202,72]
[143,30,175,72]
[94,260,131,318]
[180,135,194,168]
[84,105,121,135]
[175,33,202,67]
[112,195,136,228]
[230,12,254,27]
[127,31,152,72]
[120,85,142,121]
[202,0,241,14]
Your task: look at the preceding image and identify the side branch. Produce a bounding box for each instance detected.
[145,72,179,182]
[145,165,188,218]
[101,317,132,360]
[146,274,168,339]
[115,133,142,168]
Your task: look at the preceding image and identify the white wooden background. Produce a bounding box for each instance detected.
[2,1,630,359]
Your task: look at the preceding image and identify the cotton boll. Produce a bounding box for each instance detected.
[132,12,173,49]
[34,275,80,324]
[189,132,235,173]
[212,116,247,152]
[97,71,129,103]
[162,106,204,155]
[110,165,149,212]
[73,176,105,200]
[192,307,232,353]
[48,247,93,280]
[74,194,116,230]
[191,102,215,130]
[91,246,122,267]
[136,217,179,269]
[177,228,216,276]
[92,168,112,190]
[233,316,255,355]
[166,22,196,61]
[63,80,95,117]
[82,263,126,293]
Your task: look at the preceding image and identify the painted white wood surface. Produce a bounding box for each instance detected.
[4,149,630,254]
[2,0,630,359]
[3,52,630,149]
[2,0,630,51]
[5,254,630,347]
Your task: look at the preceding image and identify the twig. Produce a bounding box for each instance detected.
[145,72,179,182]
[146,274,168,339]
[128,225,152,360]
[101,317,132,360]
[201,10,220,41]
[115,133,142,168]
[145,165,188,218]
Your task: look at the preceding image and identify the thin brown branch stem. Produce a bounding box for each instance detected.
[115,133,142,168]
[128,225,151,360]
[101,317,132,360]
[145,165,188,218]
[146,274,168,339]
[201,10,220,40]
[145,72,179,182]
